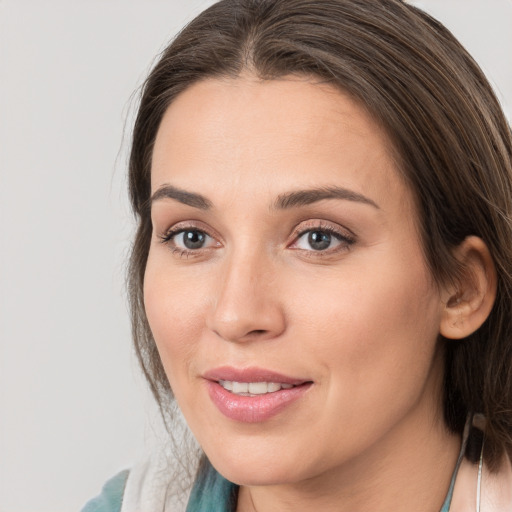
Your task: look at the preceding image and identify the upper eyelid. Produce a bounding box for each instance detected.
[292,228,355,247]
[291,219,356,239]
[159,221,219,240]
[295,225,349,237]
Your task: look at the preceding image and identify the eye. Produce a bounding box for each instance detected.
[290,223,355,254]
[159,226,220,255]
[295,230,341,251]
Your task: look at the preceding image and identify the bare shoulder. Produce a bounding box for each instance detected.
[451,454,512,512]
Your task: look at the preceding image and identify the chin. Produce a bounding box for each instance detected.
[204,442,316,487]
[215,462,299,487]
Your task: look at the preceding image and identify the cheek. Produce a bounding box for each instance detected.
[290,254,438,339]
[143,255,210,389]
[285,253,442,401]
[284,267,443,465]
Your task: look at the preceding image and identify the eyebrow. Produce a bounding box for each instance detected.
[150,184,212,210]
[274,186,379,210]
[150,184,379,211]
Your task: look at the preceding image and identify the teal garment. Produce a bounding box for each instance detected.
[186,458,238,512]
[81,470,129,512]
[80,461,237,512]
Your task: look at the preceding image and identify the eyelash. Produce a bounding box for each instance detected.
[158,221,356,258]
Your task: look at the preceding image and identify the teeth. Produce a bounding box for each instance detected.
[248,382,268,394]
[232,382,248,394]
[218,380,296,395]
[221,380,233,391]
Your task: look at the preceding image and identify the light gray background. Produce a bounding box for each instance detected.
[0,1,510,511]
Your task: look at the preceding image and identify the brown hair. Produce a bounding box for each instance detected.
[128,0,512,469]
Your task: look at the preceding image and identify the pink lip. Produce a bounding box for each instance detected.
[203,366,313,423]
[203,366,308,385]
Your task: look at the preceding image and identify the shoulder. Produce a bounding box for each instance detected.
[80,456,183,512]
[451,453,512,512]
[80,452,234,512]
[116,449,196,512]
[481,454,512,511]
[81,470,130,512]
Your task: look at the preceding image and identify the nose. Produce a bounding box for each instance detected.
[205,249,286,343]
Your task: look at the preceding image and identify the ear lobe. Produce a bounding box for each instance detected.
[440,236,497,340]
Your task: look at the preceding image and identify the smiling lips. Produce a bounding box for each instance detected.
[204,367,313,423]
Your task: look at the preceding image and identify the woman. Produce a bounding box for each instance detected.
[84,0,512,510]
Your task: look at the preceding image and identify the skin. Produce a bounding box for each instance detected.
[144,76,463,512]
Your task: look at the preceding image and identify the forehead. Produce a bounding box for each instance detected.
[151,76,411,214]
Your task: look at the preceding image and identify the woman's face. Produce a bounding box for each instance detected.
[145,76,448,487]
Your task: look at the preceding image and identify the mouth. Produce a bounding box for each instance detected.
[203,367,313,423]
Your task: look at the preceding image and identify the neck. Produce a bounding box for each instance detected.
[237,407,460,512]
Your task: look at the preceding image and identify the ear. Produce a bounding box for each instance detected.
[440,236,497,340]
